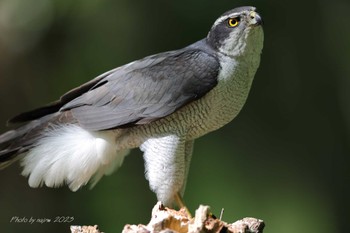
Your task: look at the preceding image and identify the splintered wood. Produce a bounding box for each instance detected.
[122,202,265,233]
[70,225,103,233]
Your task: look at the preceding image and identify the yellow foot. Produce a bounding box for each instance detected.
[174,192,192,218]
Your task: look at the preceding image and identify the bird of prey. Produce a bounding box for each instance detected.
[0,6,263,207]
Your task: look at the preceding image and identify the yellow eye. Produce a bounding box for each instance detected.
[228,18,239,27]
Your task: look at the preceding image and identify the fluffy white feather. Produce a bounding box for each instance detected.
[140,134,186,205]
[21,124,126,191]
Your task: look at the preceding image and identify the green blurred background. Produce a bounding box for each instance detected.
[0,0,349,232]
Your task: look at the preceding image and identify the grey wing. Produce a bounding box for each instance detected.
[61,50,220,131]
[8,68,117,124]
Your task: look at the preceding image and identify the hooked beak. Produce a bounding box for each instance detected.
[249,11,263,26]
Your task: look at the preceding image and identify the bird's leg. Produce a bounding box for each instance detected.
[173,140,194,218]
[174,192,192,218]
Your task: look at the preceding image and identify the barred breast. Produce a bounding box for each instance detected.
[118,52,260,149]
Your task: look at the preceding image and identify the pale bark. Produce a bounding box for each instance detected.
[70,202,265,233]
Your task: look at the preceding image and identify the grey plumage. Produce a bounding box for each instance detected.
[0,6,264,205]
[7,43,220,129]
[62,47,220,130]
[1,42,219,159]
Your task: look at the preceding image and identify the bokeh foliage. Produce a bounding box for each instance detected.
[0,0,349,232]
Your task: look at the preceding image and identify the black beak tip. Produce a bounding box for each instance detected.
[255,14,264,26]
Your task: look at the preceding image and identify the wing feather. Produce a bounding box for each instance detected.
[62,49,220,130]
[9,47,220,131]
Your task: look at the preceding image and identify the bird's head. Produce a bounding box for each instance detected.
[207,6,264,58]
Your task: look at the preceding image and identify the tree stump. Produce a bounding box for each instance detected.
[71,202,265,233]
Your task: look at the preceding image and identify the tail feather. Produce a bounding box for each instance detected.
[1,116,128,190]
[0,121,43,169]
[0,149,22,169]
[0,113,72,169]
